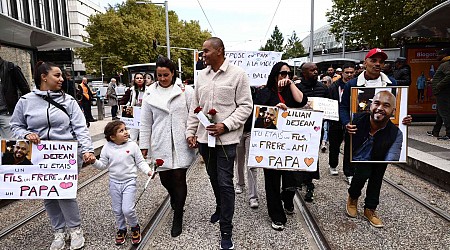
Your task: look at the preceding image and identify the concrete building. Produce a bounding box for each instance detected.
[0,0,91,86]
[68,0,103,75]
[301,24,341,55]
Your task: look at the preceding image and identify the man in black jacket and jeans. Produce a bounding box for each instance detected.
[296,62,329,202]
[0,57,31,138]
[328,63,355,178]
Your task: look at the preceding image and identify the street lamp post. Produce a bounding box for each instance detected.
[309,0,314,62]
[100,56,117,83]
[137,0,170,59]
[158,45,197,79]
[342,29,356,58]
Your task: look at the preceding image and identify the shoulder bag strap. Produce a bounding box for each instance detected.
[41,95,70,118]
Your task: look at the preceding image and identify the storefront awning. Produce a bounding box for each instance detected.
[391,1,450,38]
[0,13,92,51]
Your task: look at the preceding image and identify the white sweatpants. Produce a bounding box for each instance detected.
[109,178,138,230]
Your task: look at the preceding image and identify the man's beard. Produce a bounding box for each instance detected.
[371,110,390,123]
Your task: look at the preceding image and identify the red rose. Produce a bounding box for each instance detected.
[207,109,218,116]
[155,159,164,166]
[194,106,202,114]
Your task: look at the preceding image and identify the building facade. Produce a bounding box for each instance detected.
[68,0,103,75]
[301,24,341,55]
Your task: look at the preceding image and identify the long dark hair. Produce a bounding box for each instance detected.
[34,61,58,90]
[155,56,177,85]
[265,61,290,92]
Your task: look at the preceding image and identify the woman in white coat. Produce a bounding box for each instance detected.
[139,57,195,237]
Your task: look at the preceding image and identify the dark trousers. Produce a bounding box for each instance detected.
[111,105,118,118]
[199,143,237,235]
[263,169,295,224]
[343,132,354,177]
[159,168,187,215]
[328,126,344,169]
[348,163,387,209]
[81,99,94,120]
[436,94,450,136]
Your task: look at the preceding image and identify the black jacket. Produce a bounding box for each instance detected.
[0,58,31,113]
[297,78,329,99]
[393,65,411,86]
[328,78,346,130]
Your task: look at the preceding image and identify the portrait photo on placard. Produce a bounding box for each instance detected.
[253,106,279,130]
[350,86,408,163]
[1,140,33,165]
[121,105,134,118]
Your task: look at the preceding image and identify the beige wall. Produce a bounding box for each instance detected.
[0,45,34,89]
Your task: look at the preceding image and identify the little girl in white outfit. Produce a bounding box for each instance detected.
[92,120,152,245]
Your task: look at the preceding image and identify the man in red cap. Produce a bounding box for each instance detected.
[339,48,412,228]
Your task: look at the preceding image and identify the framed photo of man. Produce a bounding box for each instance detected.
[350,86,408,163]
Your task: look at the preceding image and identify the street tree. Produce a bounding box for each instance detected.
[326,0,446,49]
[282,31,305,59]
[260,25,284,52]
[77,0,210,81]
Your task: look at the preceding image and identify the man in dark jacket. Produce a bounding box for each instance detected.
[393,57,411,86]
[328,63,355,177]
[296,62,329,202]
[0,57,31,138]
[341,48,411,228]
[431,48,450,140]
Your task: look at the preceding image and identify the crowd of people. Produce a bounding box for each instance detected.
[1,36,449,250]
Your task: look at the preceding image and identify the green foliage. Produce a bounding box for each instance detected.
[76,0,211,80]
[260,26,284,52]
[326,0,446,48]
[282,31,305,60]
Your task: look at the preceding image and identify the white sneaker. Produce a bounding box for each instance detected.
[50,229,66,250]
[347,176,353,185]
[235,185,243,194]
[329,167,338,176]
[69,226,85,250]
[249,199,259,208]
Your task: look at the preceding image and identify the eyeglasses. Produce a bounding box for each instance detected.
[279,71,294,78]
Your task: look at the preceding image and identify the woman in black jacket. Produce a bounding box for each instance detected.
[254,62,307,231]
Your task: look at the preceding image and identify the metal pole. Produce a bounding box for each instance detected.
[309,0,314,62]
[178,58,182,80]
[165,0,170,59]
[100,58,103,83]
[342,29,346,58]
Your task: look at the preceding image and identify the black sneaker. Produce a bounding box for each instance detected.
[115,229,127,245]
[210,211,220,223]
[220,233,234,249]
[305,184,314,202]
[437,135,450,141]
[427,131,439,137]
[284,206,294,215]
[271,221,285,231]
[130,224,141,245]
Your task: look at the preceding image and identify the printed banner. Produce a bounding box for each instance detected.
[248,105,323,171]
[308,97,339,121]
[119,105,141,129]
[225,51,283,87]
[0,140,78,199]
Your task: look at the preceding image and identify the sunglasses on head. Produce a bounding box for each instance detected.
[279,71,294,78]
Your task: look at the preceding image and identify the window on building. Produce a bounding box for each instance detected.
[33,0,41,28]
[61,0,68,36]
[53,0,60,33]
[22,0,30,24]
[43,0,51,31]
[9,0,18,19]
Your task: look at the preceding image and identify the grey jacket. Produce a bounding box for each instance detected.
[139,83,196,171]
[10,90,93,167]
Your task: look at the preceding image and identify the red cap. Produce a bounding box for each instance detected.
[365,48,388,61]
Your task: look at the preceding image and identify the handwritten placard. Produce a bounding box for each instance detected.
[119,105,141,129]
[225,51,283,87]
[248,106,323,171]
[308,97,339,121]
[0,140,78,199]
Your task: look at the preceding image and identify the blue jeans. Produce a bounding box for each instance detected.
[0,114,12,138]
[199,143,237,235]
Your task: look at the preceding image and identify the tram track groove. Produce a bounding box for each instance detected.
[294,190,331,250]
[383,175,450,222]
[132,156,200,250]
